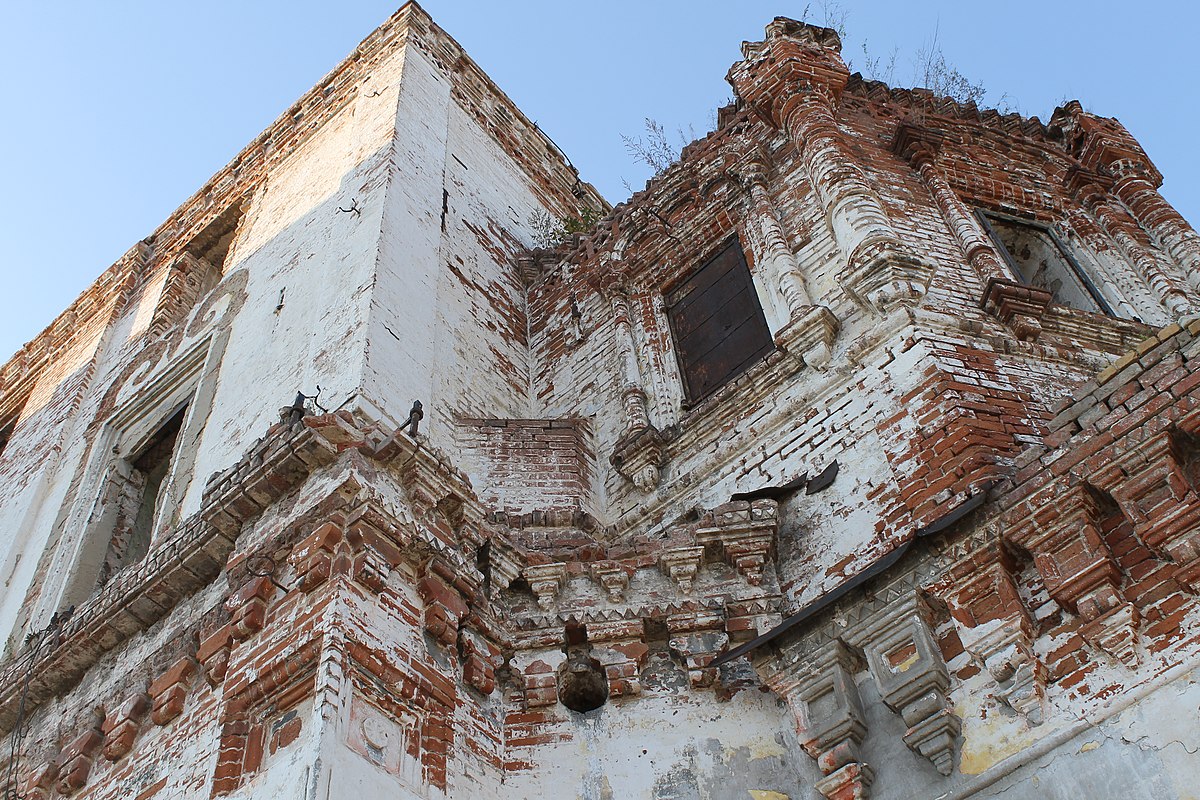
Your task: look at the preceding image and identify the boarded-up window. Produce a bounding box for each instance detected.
[666,237,774,403]
[978,211,1112,315]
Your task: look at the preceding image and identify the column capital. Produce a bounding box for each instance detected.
[890,122,945,167]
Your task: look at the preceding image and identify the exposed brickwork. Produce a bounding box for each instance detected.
[2,7,1200,800]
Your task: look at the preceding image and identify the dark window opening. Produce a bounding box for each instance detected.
[187,201,245,277]
[665,236,774,404]
[0,422,13,459]
[977,211,1112,315]
[98,404,187,587]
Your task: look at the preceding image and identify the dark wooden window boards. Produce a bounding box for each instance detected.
[666,237,774,404]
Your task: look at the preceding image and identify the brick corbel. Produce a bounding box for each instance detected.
[1101,428,1200,591]
[762,641,872,800]
[55,728,103,795]
[695,499,779,586]
[21,758,58,800]
[419,560,470,647]
[149,657,197,726]
[289,521,347,592]
[225,575,274,641]
[1007,484,1139,668]
[101,692,151,761]
[197,624,234,686]
[595,640,649,698]
[845,593,960,777]
[459,630,501,695]
[929,540,1044,724]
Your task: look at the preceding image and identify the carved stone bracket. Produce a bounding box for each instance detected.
[762,640,872,800]
[523,562,568,610]
[842,240,934,315]
[148,657,196,726]
[963,618,1045,725]
[982,278,1054,342]
[845,594,960,776]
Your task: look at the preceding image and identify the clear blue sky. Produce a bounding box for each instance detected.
[2,1,1197,362]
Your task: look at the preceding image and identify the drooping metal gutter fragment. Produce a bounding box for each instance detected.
[712,484,992,667]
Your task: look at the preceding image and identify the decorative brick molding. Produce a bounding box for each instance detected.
[1054,101,1200,292]
[893,123,1010,301]
[982,279,1054,342]
[149,656,197,726]
[55,727,103,795]
[1064,167,1195,317]
[100,692,151,761]
[729,21,932,314]
[731,150,841,368]
[762,641,872,800]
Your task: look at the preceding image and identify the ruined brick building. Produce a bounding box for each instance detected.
[2,4,1200,798]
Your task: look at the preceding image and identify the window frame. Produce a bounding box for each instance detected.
[975,209,1114,316]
